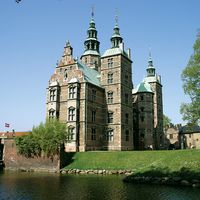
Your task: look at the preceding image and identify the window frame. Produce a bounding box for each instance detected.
[69,86,76,99]
[107,73,113,84]
[68,107,76,121]
[107,91,113,104]
[108,112,114,123]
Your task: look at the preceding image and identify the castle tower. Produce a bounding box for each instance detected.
[144,56,163,149]
[132,81,154,150]
[100,19,133,150]
[81,12,100,71]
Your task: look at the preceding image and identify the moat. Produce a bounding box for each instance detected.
[1,172,200,200]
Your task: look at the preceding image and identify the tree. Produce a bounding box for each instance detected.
[180,30,200,126]
[15,119,68,158]
[163,114,172,128]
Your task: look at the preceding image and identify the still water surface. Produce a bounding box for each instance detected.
[0,171,200,200]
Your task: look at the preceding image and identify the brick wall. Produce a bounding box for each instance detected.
[3,139,60,172]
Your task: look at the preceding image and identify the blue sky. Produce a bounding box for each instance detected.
[0,0,200,131]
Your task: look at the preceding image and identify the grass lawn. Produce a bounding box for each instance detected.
[64,150,200,178]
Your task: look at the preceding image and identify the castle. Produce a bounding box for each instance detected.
[46,14,164,152]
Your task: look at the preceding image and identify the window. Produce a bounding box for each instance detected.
[68,126,75,140]
[85,57,87,64]
[141,116,144,122]
[91,89,96,102]
[140,95,144,101]
[189,134,191,138]
[125,130,129,141]
[69,86,76,99]
[108,112,113,123]
[107,92,113,103]
[49,109,55,119]
[68,107,75,121]
[170,134,173,139]
[50,90,56,101]
[64,69,67,79]
[125,74,128,83]
[125,113,129,124]
[106,129,114,142]
[107,73,113,84]
[108,58,113,68]
[125,93,128,104]
[140,107,144,112]
[92,110,96,122]
[91,128,96,141]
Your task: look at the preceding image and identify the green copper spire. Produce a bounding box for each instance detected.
[110,14,123,48]
[83,10,100,54]
[146,52,156,77]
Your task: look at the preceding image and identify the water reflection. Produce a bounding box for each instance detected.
[0,172,200,200]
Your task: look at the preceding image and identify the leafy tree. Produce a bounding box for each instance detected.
[15,133,41,158]
[163,114,172,128]
[15,119,68,158]
[180,30,200,126]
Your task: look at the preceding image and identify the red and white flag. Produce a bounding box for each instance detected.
[5,123,10,128]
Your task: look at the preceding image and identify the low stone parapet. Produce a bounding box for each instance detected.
[60,169,133,175]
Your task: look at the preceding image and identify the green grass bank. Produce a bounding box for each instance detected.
[64,150,200,178]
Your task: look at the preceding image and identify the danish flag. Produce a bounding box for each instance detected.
[5,123,10,128]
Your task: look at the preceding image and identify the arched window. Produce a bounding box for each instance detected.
[106,129,114,142]
[49,109,55,119]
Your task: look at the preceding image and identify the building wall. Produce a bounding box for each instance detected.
[133,92,154,150]
[100,54,133,150]
[164,125,200,149]
[3,139,60,172]
[184,133,200,149]
[164,126,180,149]
[149,82,163,149]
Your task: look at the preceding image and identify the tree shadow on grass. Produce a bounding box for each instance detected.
[59,145,76,169]
[130,166,200,181]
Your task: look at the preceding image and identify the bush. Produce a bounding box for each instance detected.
[15,119,68,158]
